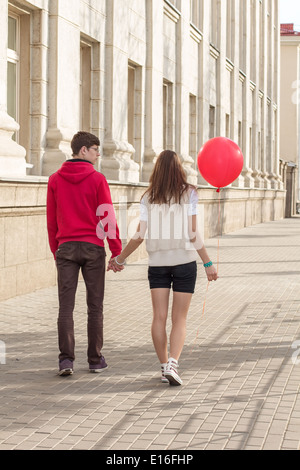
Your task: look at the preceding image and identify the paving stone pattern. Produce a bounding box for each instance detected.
[0,218,300,450]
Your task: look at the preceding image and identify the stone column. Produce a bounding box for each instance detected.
[140,0,164,181]
[30,9,49,176]
[266,0,277,189]
[270,2,281,190]
[101,0,139,183]
[240,0,254,188]
[216,0,226,138]
[42,0,80,176]
[260,0,271,189]
[175,0,197,185]
[197,0,211,186]
[250,0,264,188]
[0,0,26,177]
[230,0,245,188]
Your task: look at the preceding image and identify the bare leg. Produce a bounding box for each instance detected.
[150,288,170,363]
[169,291,193,361]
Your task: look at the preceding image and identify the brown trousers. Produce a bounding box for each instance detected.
[55,242,106,365]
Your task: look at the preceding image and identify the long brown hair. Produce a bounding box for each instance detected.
[144,150,194,204]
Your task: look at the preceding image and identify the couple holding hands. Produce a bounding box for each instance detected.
[47,132,217,385]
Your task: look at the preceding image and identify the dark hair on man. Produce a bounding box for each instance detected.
[71,131,100,156]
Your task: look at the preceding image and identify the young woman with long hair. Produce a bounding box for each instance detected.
[108,150,218,385]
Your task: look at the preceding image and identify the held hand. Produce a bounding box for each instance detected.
[107,256,125,273]
[107,258,123,272]
[205,265,218,282]
[106,259,114,272]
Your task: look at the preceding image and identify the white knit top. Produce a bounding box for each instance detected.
[140,188,202,267]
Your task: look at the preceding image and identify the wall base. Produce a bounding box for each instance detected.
[0,179,286,301]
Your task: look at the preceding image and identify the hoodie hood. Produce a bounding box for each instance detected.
[57,161,96,184]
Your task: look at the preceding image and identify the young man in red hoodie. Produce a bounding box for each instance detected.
[47,131,123,376]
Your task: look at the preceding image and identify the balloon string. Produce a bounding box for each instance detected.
[217,188,221,274]
[191,188,222,353]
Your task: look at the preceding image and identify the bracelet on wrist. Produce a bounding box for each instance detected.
[203,261,213,268]
[115,255,126,266]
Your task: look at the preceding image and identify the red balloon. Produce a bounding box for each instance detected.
[197,137,244,189]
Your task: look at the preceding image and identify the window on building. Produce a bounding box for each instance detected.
[80,40,92,132]
[210,0,219,48]
[259,0,264,90]
[7,7,31,149]
[190,0,202,30]
[7,6,32,167]
[239,0,245,71]
[7,14,20,141]
[249,127,253,169]
[163,80,174,150]
[267,0,272,98]
[209,106,216,139]
[128,65,135,148]
[128,63,143,165]
[238,121,242,150]
[189,94,197,159]
[226,114,230,139]
[226,0,233,60]
[258,131,262,172]
[250,0,256,82]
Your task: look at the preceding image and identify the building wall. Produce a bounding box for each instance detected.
[0,0,285,300]
[280,34,300,214]
[0,179,285,301]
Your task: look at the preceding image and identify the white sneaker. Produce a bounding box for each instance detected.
[164,358,182,386]
[161,364,169,383]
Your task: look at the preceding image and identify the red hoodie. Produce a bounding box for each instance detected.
[47,161,122,259]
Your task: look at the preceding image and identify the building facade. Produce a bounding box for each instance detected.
[280,23,300,217]
[0,0,284,300]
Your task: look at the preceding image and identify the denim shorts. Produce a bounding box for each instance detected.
[148,261,197,293]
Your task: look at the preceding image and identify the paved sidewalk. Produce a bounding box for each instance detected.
[0,218,300,451]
